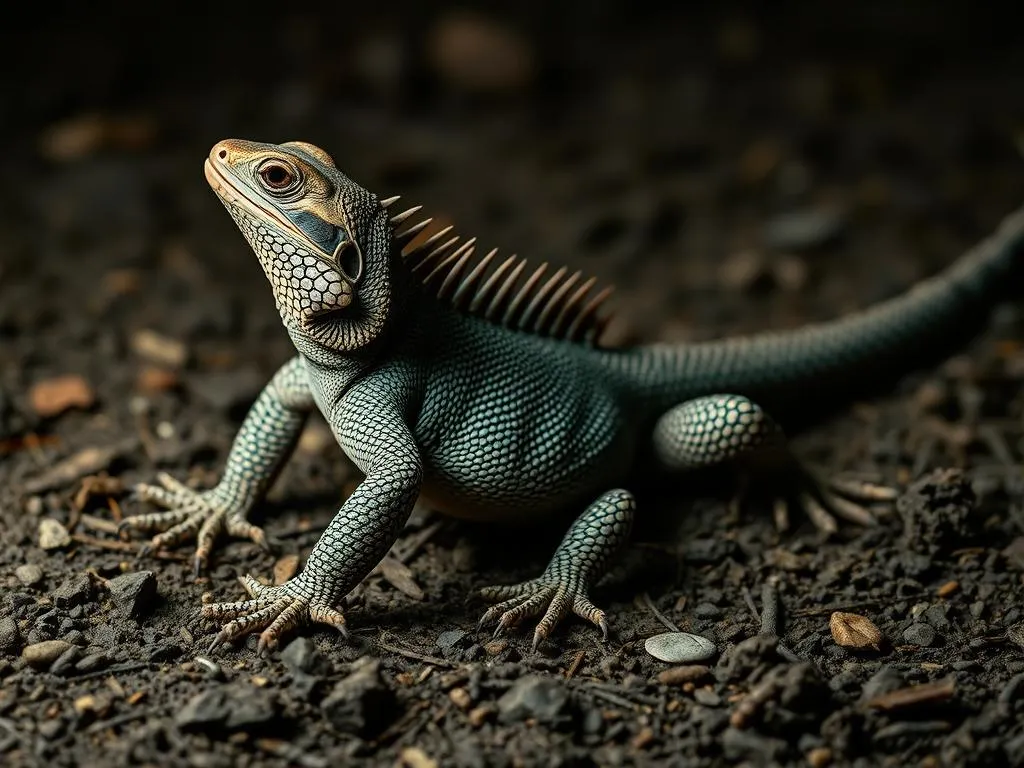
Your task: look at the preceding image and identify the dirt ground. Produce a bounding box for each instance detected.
[3,4,1024,766]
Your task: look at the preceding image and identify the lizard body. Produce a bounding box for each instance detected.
[121,138,1024,653]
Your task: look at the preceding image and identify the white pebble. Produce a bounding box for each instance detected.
[644,632,716,663]
[38,518,71,550]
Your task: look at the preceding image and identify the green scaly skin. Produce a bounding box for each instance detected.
[119,138,1024,654]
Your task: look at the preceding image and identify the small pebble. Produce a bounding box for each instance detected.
[644,632,717,663]
[903,623,937,647]
[22,640,74,668]
[38,518,71,550]
[15,564,44,587]
[693,688,722,707]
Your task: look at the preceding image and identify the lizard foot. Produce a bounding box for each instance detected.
[768,469,898,534]
[119,472,269,574]
[477,578,608,651]
[202,574,347,656]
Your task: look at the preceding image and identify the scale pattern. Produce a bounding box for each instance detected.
[121,138,1024,652]
[652,395,778,471]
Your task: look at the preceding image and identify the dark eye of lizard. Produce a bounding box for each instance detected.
[258,162,295,191]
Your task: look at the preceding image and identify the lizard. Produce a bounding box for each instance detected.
[118,137,1024,655]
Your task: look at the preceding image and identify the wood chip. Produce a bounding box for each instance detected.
[448,687,472,710]
[866,678,956,711]
[130,329,187,368]
[830,611,883,650]
[273,554,300,585]
[378,555,425,600]
[136,366,180,393]
[29,374,95,417]
[400,746,438,768]
[631,727,655,749]
[657,665,712,686]
[936,580,959,598]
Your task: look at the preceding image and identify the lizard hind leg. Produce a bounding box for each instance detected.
[477,489,635,650]
[653,394,897,533]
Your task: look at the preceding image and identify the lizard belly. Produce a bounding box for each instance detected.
[417,379,632,523]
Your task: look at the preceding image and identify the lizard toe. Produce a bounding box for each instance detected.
[478,577,609,648]
[201,576,346,653]
[121,478,265,572]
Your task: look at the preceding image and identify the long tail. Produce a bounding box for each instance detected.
[610,203,1024,418]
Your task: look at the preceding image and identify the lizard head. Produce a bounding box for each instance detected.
[204,138,398,350]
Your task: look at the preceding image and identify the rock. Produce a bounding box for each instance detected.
[693,602,722,620]
[922,604,950,631]
[859,666,905,704]
[694,688,722,707]
[51,645,82,675]
[15,564,44,587]
[176,685,278,732]
[717,635,782,683]
[0,616,21,654]
[106,571,158,618]
[22,640,73,668]
[722,726,788,762]
[897,468,980,553]
[496,676,571,727]
[176,689,231,730]
[436,629,469,659]
[644,632,716,663]
[903,623,937,647]
[29,374,96,417]
[281,637,330,676]
[321,658,396,738]
[53,574,93,608]
[74,652,109,673]
[38,518,71,550]
[763,207,845,251]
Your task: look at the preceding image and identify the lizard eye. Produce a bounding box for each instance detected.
[257,161,298,192]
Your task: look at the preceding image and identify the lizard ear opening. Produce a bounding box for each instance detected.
[283,141,336,168]
[334,240,364,284]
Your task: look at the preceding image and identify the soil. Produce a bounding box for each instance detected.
[3,3,1024,767]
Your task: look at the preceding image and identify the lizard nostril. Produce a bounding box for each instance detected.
[218,149,228,160]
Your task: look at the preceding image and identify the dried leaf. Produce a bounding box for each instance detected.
[378,555,425,600]
[30,374,95,417]
[273,554,300,585]
[830,611,883,650]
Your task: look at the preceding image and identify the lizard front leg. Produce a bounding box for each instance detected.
[478,489,635,649]
[201,379,423,655]
[120,356,315,573]
[653,394,896,532]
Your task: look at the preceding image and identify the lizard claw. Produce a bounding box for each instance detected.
[477,578,609,650]
[119,474,268,572]
[766,468,898,534]
[201,575,348,655]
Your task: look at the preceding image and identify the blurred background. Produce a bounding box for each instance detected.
[1,1,1023,432]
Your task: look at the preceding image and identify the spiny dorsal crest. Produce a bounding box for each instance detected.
[382,197,615,346]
